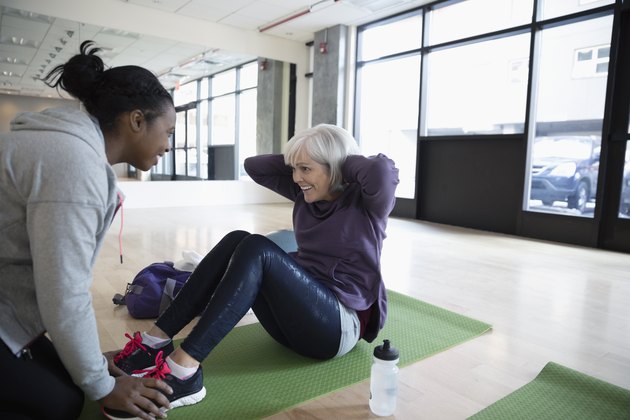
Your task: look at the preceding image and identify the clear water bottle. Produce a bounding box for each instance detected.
[369,339,400,416]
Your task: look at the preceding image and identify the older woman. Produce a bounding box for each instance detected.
[110,124,399,419]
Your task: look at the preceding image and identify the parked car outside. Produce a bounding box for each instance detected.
[530,135,601,214]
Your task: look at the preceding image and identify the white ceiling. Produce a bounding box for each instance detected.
[0,0,428,98]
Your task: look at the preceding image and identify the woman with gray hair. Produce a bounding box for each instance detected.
[109,124,398,419]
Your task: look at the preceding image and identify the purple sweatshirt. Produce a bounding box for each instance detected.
[244,153,399,342]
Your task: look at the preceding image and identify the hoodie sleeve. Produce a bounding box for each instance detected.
[342,154,399,219]
[244,154,300,202]
[25,139,115,401]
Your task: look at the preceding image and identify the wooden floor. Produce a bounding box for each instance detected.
[92,203,630,419]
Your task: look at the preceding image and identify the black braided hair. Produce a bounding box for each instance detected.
[43,40,173,132]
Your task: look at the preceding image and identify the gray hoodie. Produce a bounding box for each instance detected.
[0,107,117,400]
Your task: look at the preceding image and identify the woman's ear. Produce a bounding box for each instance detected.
[128,109,145,133]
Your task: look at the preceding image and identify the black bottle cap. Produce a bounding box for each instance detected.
[373,339,399,360]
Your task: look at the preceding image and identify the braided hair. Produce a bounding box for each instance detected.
[43,40,173,132]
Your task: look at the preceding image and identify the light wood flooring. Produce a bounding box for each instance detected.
[91,203,630,419]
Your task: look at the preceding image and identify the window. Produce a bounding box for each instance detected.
[525,15,613,217]
[199,100,209,179]
[356,10,423,199]
[158,62,256,180]
[428,0,533,46]
[357,55,421,199]
[355,0,619,223]
[358,12,422,61]
[174,106,197,178]
[199,78,209,100]
[211,95,236,146]
[425,33,530,135]
[573,44,610,78]
[212,71,236,97]
[173,81,197,107]
[174,111,187,176]
[539,0,614,21]
[238,89,257,178]
[240,62,258,90]
[185,106,198,177]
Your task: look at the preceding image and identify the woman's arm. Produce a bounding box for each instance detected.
[27,155,115,401]
[244,154,300,202]
[342,154,399,219]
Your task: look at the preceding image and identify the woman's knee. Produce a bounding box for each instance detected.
[223,230,251,243]
[224,234,281,287]
[236,233,277,256]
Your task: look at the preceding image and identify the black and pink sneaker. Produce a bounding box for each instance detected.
[103,351,206,419]
[114,332,174,375]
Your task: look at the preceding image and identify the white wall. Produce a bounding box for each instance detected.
[5,0,310,132]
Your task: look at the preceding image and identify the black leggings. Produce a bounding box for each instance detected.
[0,335,84,420]
[156,230,342,361]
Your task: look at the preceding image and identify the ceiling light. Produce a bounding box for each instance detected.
[7,36,38,48]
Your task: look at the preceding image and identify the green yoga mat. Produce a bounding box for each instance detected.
[81,290,491,419]
[469,362,630,420]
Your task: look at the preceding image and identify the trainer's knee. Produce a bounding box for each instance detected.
[30,386,84,420]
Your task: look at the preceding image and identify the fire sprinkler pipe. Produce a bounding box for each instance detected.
[258,0,340,33]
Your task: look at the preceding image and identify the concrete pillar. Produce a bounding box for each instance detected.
[311,25,347,126]
[256,58,289,154]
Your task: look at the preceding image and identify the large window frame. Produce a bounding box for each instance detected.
[151,61,258,181]
[354,0,628,251]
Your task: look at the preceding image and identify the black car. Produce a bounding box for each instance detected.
[530,136,601,214]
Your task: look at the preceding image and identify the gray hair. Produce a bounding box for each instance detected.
[284,124,360,193]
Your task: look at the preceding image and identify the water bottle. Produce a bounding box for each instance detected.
[369,339,400,416]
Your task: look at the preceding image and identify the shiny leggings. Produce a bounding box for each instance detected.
[155,230,341,361]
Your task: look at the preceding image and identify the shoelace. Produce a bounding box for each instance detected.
[114,332,146,363]
[132,350,172,379]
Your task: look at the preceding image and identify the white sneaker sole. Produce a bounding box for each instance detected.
[170,386,206,408]
[103,386,206,420]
